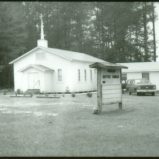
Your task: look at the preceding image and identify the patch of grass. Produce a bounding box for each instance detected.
[0,94,159,156]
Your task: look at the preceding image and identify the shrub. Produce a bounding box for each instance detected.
[62,93,65,97]
[87,92,92,97]
[16,89,21,94]
[71,93,76,97]
[3,90,7,95]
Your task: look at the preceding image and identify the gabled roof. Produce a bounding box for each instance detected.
[90,62,128,69]
[119,62,159,72]
[46,47,105,63]
[9,47,40,64]
[9,46,105,64]
[19,64,54,72]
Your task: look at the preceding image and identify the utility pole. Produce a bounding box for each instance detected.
[152,2,156,61]
[143,2,148,61]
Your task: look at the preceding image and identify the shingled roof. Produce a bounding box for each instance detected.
[119,62,159,72]
[9,46,105,64]
[90,62,128,69]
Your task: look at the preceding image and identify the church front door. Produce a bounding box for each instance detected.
[28,72,40,90]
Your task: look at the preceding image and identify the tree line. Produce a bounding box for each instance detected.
[0,2,157,88]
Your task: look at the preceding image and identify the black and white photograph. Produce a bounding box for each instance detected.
[0,1,159,156]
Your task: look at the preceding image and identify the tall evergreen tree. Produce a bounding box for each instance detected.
[0,2,157,88]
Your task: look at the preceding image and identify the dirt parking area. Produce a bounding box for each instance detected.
[0,93,159,156]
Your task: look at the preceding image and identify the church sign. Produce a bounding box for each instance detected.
[90,62,128,114]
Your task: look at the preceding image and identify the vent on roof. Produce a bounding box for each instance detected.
[36,52,46,60]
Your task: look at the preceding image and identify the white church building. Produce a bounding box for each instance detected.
[9,15,105,93]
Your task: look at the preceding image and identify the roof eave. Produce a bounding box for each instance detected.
[19,64,54,72]
[89,62,128,69]
[9,47,40,64]
[123,70,159,73]
[72,59,105,63]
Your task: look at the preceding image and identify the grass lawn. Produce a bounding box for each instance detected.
[0,93,159,156]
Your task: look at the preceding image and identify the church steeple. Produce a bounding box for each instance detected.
[37,14,48,48]
[40,14,45,40]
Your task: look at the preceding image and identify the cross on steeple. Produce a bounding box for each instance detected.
[37,13,48,48]
[40,14,45,40]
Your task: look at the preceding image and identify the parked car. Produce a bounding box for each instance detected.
[126,79,156,96]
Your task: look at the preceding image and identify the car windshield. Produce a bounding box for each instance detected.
[135,79,151,84]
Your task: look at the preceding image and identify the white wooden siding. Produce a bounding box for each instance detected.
[102,84,122,104]
[13,48,97,92]
[101,69,122,104]
[148,72,159,90]
[68,61,97,92]
[127,72,142,80]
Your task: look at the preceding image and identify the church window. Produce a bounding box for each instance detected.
[90,69,93,81]
[84,69,87,81]
[58,69,62,81]
[78,69,80,81]
[142,72,149,80]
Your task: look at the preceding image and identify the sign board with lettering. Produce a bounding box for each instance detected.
[89,62,128,114]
